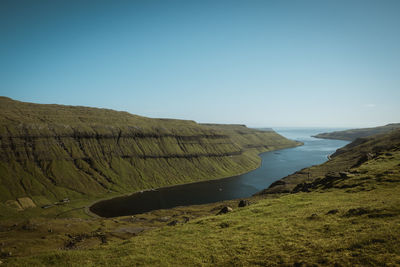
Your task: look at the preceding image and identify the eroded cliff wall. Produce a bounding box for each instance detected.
[0,97,299,204]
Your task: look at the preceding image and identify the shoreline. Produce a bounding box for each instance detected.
[86,141,303,217]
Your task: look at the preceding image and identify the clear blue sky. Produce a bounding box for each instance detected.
[1,0,399,127]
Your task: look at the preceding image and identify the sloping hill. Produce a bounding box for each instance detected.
[0,97,299,207]
[259,128,400,194]
[313,123,400,141]
[3,120,400,266]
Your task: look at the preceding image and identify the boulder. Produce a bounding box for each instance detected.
[238,200,249,207]
[217,206,233,215]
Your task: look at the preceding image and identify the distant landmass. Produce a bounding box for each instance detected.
[254,127,274,132]
[313,123,400,141]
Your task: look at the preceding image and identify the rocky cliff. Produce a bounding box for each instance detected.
[0,97,299,206]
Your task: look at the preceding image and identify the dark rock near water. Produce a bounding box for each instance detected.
[217,206,233,215]
[238,200,250,207]
[269,180,286,188]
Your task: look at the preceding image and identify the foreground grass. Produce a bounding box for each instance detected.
[5,178,400,266]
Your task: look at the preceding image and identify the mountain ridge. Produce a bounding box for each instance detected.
[0,97,299,209]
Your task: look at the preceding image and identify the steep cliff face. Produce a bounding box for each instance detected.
[0,97,299,204]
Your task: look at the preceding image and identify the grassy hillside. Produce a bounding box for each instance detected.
[0,97,299,212]
[260,128,400,194]
[2,128,400,266]
[313,123,400,141]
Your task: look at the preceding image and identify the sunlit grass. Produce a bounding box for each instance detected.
[6,181,400,266]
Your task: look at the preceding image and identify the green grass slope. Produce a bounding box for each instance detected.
[261,129,400,194]
[313,123,400,141]
[3,129,400,266]
[0,97,299,210]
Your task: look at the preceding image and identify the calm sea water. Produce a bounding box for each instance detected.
[90,128,349,217]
